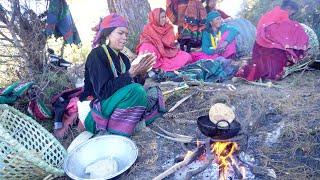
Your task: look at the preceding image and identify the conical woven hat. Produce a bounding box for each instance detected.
[209,103,235,126]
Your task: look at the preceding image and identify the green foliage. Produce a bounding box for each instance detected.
[0,65,19,87]
[32,70,74,103]
[63,44,90,64]
[47,37,90,64]
[241,0,320,45]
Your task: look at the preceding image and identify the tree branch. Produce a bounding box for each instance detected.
[0,31,14,44]
[11,0,21,24]
[0,54,22,58]
[0,44,15,47]
[3,1,28,61]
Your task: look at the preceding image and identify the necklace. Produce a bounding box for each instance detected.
[102,45,126,78]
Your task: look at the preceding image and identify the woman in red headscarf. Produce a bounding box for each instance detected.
[237,0,309,81]
[136,8,192,72]
[75,14,166,137]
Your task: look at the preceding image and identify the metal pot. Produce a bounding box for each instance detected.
[64,135,138,180]
[197,115,241,140]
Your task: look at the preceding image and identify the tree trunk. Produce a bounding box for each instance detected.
[107,0,116,13]
[107,0,151,50]
[0,0,47,76]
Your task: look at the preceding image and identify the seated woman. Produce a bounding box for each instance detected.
[205,0,230,19]
[136,8,192,72]
[166,0,206,37]
[237,0,308,81]
[191,11,239,62]
[80,14,165,136]
[175,0,207,52]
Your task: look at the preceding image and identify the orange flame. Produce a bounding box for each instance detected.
[181,141,247,179]
[211,142,238,180]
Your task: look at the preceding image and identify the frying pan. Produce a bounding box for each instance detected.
[197,115,241,140]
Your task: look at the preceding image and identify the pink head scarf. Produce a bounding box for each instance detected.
[92,13,128,47]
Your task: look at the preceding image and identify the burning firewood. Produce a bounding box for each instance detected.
[152,145,206,180]
[184,143,214,180]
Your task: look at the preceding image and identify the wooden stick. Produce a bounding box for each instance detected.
[185,81,218,87]
[153,145,206,180]
[148,127,193,143]
[168,92,195,112]
[232,77,282,89]
[43,174,53,180]
[154,124,193,140]
[239,56,252,61]
[174,119,197,125]
[163,83,189,95]
[232,164,244,179]
[160,81,180,86]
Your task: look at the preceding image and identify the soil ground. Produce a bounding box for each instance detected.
[52,70,320,179]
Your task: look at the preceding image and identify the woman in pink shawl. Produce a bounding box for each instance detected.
[237,0,309,81]
[136,8,192,72]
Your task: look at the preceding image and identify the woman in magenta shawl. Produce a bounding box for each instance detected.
[237,0,309,81]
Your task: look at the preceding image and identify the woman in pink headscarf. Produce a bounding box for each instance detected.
[136,8,192,72]
[237,0,309,81]
[77,14,166,137]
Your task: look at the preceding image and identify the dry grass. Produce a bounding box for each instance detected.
[53,70,320,180]
[127,70,320,179]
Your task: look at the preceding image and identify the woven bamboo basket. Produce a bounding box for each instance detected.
[283,23,319,78]
[0,104,66,179]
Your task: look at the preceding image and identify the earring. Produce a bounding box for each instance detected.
[106,38,110,45]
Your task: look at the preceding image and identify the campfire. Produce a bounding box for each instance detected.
[183,140,249,180]
[153,139,253,180]
[153,103,254,180]
[211,141,246,180]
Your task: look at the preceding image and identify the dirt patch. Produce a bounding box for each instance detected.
[57,70,320,179]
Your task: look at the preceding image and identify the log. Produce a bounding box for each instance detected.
[231,164,243,179]
[184,140,214,180]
